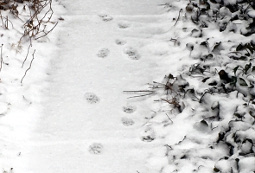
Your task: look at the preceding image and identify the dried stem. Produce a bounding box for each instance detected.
[21,49,36,84]
[0,44,3,73]
[165,113,173,124]
[174,9,183,26]
[35,21,58,40]
[22,43,32,68]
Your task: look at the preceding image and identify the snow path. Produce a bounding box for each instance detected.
[18,0,174,173]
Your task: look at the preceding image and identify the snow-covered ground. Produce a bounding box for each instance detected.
[1,0,255,173]
[1,0,179,172]
[18,0,174,172]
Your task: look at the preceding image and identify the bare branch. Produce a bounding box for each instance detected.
[21,49,36,84]
[174,9,183,26]
[22,43,32,68]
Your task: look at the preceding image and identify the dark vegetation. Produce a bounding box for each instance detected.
[0,0,58,82]
[127,0,255,172]
[171,0,255,171]
[0,0,56,43]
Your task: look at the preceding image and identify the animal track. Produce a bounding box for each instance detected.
[118,22,130,29]
[97,48,110,58]
[121,117,135,126]
[84,92,100,104]
[98,14,113,22]
[89,143,103,154]
[123,105,136,113]
[115,39,126,45]
[141,125,155,142]
[124,47,141,60]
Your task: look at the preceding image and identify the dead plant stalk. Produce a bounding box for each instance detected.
[21,49,36,83]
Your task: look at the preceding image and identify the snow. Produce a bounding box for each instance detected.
[248,10,255,18]
[0,0,254,173]
[13,0,174,173]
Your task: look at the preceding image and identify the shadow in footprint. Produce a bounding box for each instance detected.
[98,14,113,22]
[84,92,100,104]
[89,143,103,154]
[118,22,130,29]
[123,105,136,113]
[121,117,135,126]
[115,39,126,45]
[97,48,110,58]
[124,47,141,60]
[141,125,155,142]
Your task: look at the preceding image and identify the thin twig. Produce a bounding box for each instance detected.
[177,135,186,145]
[22,43,32,68]
[35,21,58,40]
[124,90,154,99]
[174,9,183,26]
[127,93,154,99]
[0,44,3,73]
[165,113,173,124]
[19,0,56,43]
[21,50,36,83]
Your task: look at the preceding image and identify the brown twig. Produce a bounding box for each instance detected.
[22,43,32,68]
[35,21,58,40]
[21,49,36,83]
[19,0,55,44]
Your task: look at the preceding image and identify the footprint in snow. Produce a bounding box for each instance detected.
[98,14,113,22]
[97,48,110,58]
[84,92,100,104]
[141,125,155,142]
[123,105,136,113]
[124,47,141,60]
[118,22,130,29]
[89,143,103,154]
[121,117,135,126]
[115,39,126,45]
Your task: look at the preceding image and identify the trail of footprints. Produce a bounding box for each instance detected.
[97,45,140,60]
[85,94,137,155]
[95,14,141,60]
[87,16,147,155]
[121,105,136,126]
[97,44,140,60]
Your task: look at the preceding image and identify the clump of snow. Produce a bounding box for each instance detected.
[224,0,237,5]
[248,10,255,18]
[239,157,255,172]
